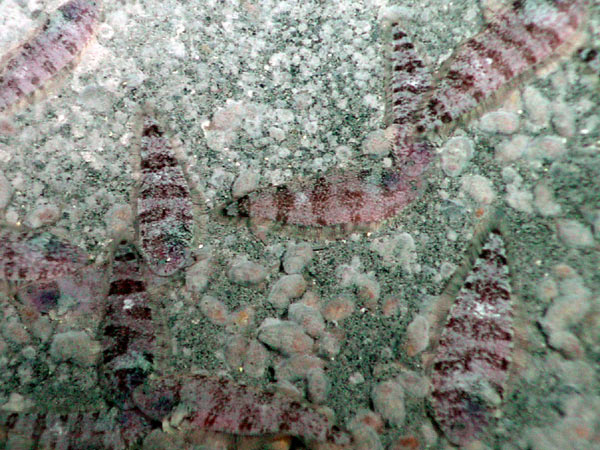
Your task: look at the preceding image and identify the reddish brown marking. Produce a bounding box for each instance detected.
[524,22,561,50]
[310,179,335,226]
[142,124,162,137]
[497,21,539,65]
[139,181,189,200]
[434,345,511,374]
[6,79,24,97]
[115,249,138,262]
[393,58,424,74]
[462,280,510,304]
[482,41,516,80]
[108,279,146,296]
[42,60,57,74]
[274,186,295,223]
[444,315,512,342]
[137,206,171,224]
[63,40,78,55]
[140,150,178,170]
[143,231,190,255]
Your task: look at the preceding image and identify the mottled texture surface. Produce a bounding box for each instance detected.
[414,0,587,134]
[180,375,350,445]
[227,0,587,236]
[0,0,100,114]
[0,0,598,448]
[137,115,193,276]
[0,228,89,281]
[430,230,513,445]
[234,168,423,230]
[100,242,157,411]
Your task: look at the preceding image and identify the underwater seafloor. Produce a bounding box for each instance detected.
[0,0,599,449]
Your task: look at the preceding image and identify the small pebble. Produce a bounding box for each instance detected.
[317,331,342,359]
[354,274,380,305]
[481,0,507,21]
[396,369,431,398]
[208,100,247,131]
[49,330,101,366]
[243,339,270,378]
[440,262,456,279]
[362,128,392,158]
[335,145,353,162]
[556,219,594,248]
[275,380,304,400]
[186,256,215,294]
[440,137,473,177]
[525,136,568,162]
[537,277,558,303]
[547,330,584,359]
[348,372,365,385]
[551,102,576,137]
[370,234,415,272]
[97,22,115,41]
[257,319,314,356]
[539,275,591,359]
[0,170,11,210]
[267,274,307,310]
[282,242,313,274]
[506,184,533,213]
[275,354,325,381]
[462,174,496,204]
[348,423,384,450]
[347,409,384,434]
[78,85,114,113]
[228,260,268,285]
[306,367,329,404]
[322,295,355,323]
[397,232,420,275]
[388,435,421,450]
[479,111,520,134]
[371,380,406,427]
[299,290,321,309]
[381,295,407,318]
[224,334,248,370]
[142,428,186,449]
[2,319,31,345]
[581,301,600,354]
[553,263,577,279]
[269,126,286,142]
[1,393,32,413]
[232,170,260,199]
[199,295,228,325]
[30,316,53,342]
[404,314,429,357]
[239,435,293,450]
[523,86,550,128]
[105,203,133,238]
[533,182,562,217]
[25,203,60,228]
[542,276,591,330]
[226,304,255,332]
[195,430,237,450]
[524,394,600,449]
[288,303,325,338]
[495,135,529,163]
[420,420,439,447]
